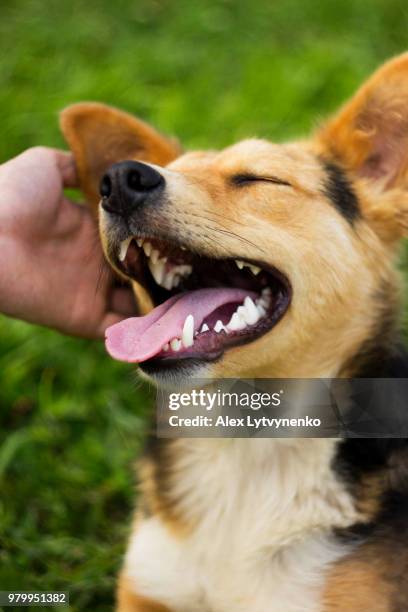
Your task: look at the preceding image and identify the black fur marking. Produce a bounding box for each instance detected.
[342,279,400,378]
[336,345,408,477]
[333,344,408,547]
[322,161,360,223]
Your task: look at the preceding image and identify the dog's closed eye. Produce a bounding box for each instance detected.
[230,173,292,188]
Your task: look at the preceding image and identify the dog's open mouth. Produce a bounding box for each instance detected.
[105,235,291,366]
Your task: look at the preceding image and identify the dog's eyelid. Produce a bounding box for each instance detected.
[230,173,292,188]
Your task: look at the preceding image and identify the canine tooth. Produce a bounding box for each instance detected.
[227,312,247,331]
[200,323,209,333]
[262,287,272,297]
[182,314,194,347]
[249,265,261,275]
[136,238,144,247]
[151,249,160,264]
[235,260,244,270]
[148,259,165,284]
[143,242,152,256]
[181,246,187,251]
[170,338,182,352]
[163,343,169,352]
[173,275,181,287]
[244,296,260,324]
[118,237,132,262]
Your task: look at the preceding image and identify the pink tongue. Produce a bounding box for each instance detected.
[105,288,255,363]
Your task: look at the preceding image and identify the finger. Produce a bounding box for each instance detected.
[110,287,137,316]
[54,149,78,188]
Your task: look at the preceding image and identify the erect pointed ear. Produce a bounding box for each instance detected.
[317,53,408,241]
[318,53,408,186]
[60,102,181,214]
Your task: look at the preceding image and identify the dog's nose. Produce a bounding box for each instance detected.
[100,160,164,216]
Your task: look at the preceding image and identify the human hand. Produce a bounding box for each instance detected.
[0,146,135,338]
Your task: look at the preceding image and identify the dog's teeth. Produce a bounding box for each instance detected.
[235,260,244,270]
[227,312,247,331]
[257,304,266,317]
[237,299,259,326]
[161,270,174,291]
[118,237,133,262]
[182,314,194,347]
[214,320,223,333]
[148,259,192,289]
[258,297,269,310]
[244,296,260,324]
[162,270,175,290]
[200,323,209,333]
[143,242,152,256]
[249,265,261,275]
[162,268,181,290]
[148,258,165,284]
[170,338,182,352]
[214,320,227,333]
[136,238,144,248]
[177,264,193,277]
[260,288,272,308]
[237,305,248,321]
[163,343,169,352]
[181,246,187,251]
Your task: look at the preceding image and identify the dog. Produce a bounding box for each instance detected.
[61,53,408,611]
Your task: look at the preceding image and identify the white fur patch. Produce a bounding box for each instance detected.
[123,439,360,611]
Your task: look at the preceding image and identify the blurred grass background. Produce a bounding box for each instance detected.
[0,0,407,609]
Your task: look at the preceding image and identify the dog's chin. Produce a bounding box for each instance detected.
[138,356,212,389]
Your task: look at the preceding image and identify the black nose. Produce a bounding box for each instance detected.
[100,160,164,216]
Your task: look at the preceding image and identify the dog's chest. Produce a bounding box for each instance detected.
[124,439,359,612]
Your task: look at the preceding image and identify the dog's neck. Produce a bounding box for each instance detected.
[145,330,408,541]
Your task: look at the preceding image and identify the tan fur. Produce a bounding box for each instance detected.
[322,559,393,611]
[137,446,191,537]
[117,574,173,612]
[353,470,388,519]
[60,53,408,611]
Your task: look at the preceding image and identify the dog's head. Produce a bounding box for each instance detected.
[61,53,408,384]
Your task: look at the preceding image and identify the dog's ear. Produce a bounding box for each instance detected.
[319,53,408,185]
[60,102,181,214]
[318,53,408,240]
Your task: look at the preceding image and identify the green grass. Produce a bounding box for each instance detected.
[0,0,407,609]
